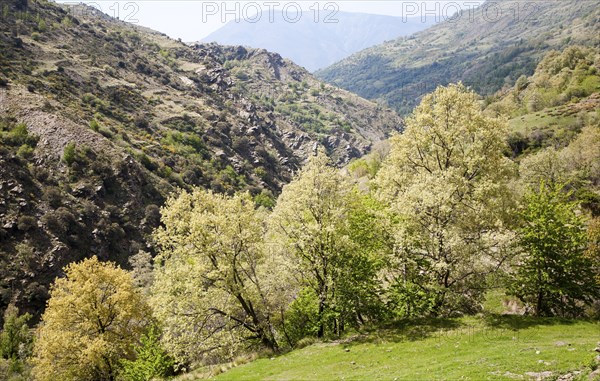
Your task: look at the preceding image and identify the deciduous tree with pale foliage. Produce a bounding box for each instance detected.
[375,83,517,315]
[32,257,150,381]
[151,190,283,363]
[269,151,386,338]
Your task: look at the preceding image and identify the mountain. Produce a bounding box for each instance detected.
[316,0,600,115]
[201,11,436,72]
[0,0,400,319]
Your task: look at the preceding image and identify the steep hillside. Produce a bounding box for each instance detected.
[0,0,400,319]
[317,0,600,115]
[479,45,600,216]
[202,12,435,72]
[484,45,600,156]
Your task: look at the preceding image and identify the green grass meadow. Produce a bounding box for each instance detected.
[204,316,599,381]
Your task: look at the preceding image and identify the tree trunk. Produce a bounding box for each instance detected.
[260,331,279,352]
[536,290,543,317]
[317,297,325,338]
[234,293,279,351]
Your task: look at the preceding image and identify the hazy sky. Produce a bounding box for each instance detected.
[56,1,485,41]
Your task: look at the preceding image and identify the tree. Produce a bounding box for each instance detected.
[128,250,154,295]
[151,190,281,363]
[120,325,174,381]
[519,126,600,215]
[564,126,600,186]
[519,147,570,189]
[375,83,517,316]
[0,304,32,360]
[586,218,600,285]
[269,151,385,338]
[32,257,151,381]
[563,126,600,215]
[509,183,599,317]
[335,191,390,326]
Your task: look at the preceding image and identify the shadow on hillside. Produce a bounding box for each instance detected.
[344,317,465,346]
[482,314,583,330]
[338,315,598,347]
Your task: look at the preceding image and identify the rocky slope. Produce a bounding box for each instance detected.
[0,0,401,320]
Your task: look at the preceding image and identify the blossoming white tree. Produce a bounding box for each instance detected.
[375,83,517,315]
[151,190,282,362]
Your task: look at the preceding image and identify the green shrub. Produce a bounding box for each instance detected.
[134,116,149,129]
[32,166,50,182]
[181,167,203,186]
[62,142,76,165]
[16,144,33,159]
[98,127,114,139]
[89,119,99,132]
[5,123,37,147]
[41,207,76,236]
[36,19,47,32]
[253,189,275,209]
[120,326,175,381]
[509,183,599,317]
[283,288,321,347]
[386,281,438,319]
[43,187,62,208]
[16,216,36,232]
[136,153,157,171]
[143,204,161,227]
[0,305,32,360]
[254,167,267,181]
[234,71,249,81]
[60,16,72,28]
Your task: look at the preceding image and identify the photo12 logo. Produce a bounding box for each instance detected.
[399,1,544,24]
[53,0,550,26]
[197,1,546,25]
[200,1,341,24]
[60,1,140,23]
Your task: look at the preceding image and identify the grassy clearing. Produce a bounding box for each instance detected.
[508,108,580,135]
[202,316,599,381]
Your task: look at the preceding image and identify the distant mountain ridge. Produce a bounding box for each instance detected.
[201,11,436,71]
[316,0,600,114]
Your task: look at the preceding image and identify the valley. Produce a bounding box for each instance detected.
[0,1,599,380]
